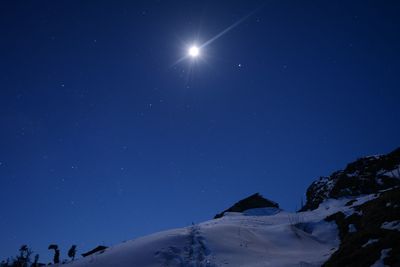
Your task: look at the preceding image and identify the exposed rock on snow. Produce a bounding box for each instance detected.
[214,193,279,219]
[81,245,108,257]
[323,187,400,267]
[301,147,400,211]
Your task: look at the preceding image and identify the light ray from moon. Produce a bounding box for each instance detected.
[199,7,261,49]
[171,4,264,67]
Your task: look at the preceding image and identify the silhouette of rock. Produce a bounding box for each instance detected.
[81,246,108,257]
[214,193,279,219]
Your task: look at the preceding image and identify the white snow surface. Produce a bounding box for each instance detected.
[62,195,379,267]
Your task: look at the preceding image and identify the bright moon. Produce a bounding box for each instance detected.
[188,46,200,57]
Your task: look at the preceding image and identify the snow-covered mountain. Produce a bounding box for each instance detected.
[62,148,400,267]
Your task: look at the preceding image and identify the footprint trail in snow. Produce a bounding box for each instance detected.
[155,225,216,267]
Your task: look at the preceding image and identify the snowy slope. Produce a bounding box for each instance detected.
[60,148,400,267]
[59,197,381,267]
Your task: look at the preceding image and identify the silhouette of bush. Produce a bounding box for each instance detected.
[48,244,60,264]
[68,245,77,261]
[0,245,34,267]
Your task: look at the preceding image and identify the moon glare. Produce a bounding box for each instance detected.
[188,46,200,57]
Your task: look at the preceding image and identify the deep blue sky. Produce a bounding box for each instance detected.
[1,0,399,262]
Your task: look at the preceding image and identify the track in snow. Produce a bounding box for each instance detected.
[155,225,216,267]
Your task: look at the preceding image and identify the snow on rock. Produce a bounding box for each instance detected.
[380,165,400,179]
[362,239,379,248]
[348,224,357,233]
[301,148,400,211]
[370,248,392,267]
[381,220,400,231]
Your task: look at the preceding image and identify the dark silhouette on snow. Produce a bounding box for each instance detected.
[81,246,108,257]
[214,193,279,219]
[0,245,36,267]
[68,245,77,261]
[48,244,60,264]
[18,245,32,265]
[32,254,39,267]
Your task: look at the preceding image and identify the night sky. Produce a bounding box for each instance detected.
[1,0,400,262]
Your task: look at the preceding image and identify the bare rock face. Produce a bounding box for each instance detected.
[301,147,400,211]
[214,193,279,219]
[323,187,400,267]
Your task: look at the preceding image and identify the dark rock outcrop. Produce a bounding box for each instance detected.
[301,148,400,211]
[214,193,279,219]
[323,187,400,267]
